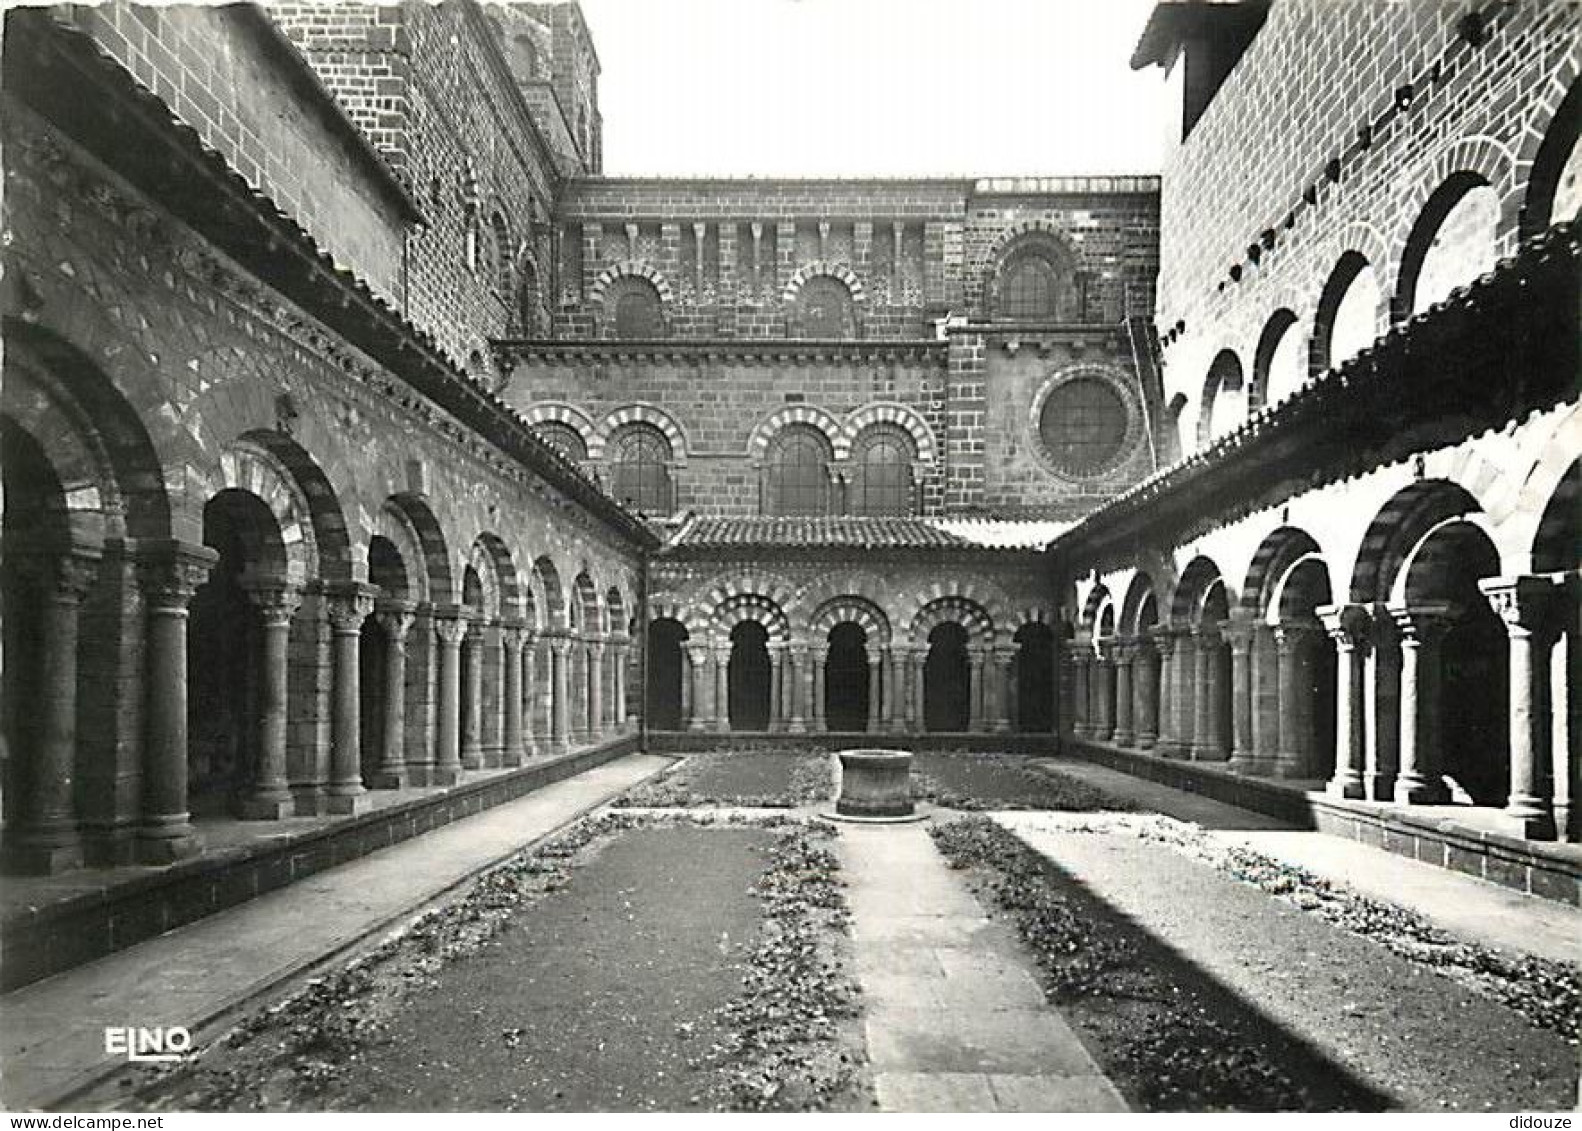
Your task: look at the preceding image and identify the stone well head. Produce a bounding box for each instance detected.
[834,747,915,819]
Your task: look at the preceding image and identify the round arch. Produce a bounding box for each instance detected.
[597,403,689,466]
[909,595,995,648]
[807,595,892,647]
[782,262,867,305]
[842,402,938,465]
[747,404,848,461]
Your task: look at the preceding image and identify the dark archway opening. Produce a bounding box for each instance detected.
[0,423,67,841]
[1440,542,1508,807]
[1015,622,1055,733]
[925,622,970,732]
[189,490,277,816]
[825,622,870,732]
[647,618,687,730]
[728,621,771,731]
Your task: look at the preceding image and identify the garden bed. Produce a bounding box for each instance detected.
[611,750,832,809]
[930,815,1387,1111]
[123,812,867,1112]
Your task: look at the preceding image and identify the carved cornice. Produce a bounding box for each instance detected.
[493,338,947,367]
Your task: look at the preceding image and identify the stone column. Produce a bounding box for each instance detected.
[587,636,606,743]
[812,649,827,732]
[501,622,527,768]
[967,648,985,731]
[325,585,376,814]
[1153,629,1177,753]
[713,644,730,730]
[1172,627,1197,758]
[1135,638,1159,749]
[134,541,216,864]
[886,647,905,733]
[1191,626,1226,761]
[368,601,415,788]
[1481,577,1561,840]
[768,645,785,731]
[7,551,98,872]
[1221,615,1256,772]
[481,621,506,768]
[567,638,588,746]
[1318,604,1370,799]
[611,633,631,734]
[1365,608,1401,800]
[991,648,1013,733]
[1273,620,1320,778]
[1113,639,1137,746]
[548,633,572,754]
[1250,624,1279,775]
[1392,605,1454,804]
[867,652,883,733]
[404,605,438,785]
[432,609,468,784]
[460,618,486,768]
[232,581,301,818]
[1071,646,1091,738]
[909,646,925,731]
[520,628,540,757]
[788,647,809,733]
[1091,644,1114,742]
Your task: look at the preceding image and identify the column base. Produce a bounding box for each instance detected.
[136,826,202,865]
[991,720,1012,734]
[325,791,374,816]
[460,749,484,770]
[1228,753,1271,776]
[369,770,409,790]
[4,839,84,875]
[291,785,327,816]
[431,766,464,787]
[1135,731,1157,750]
[1501,800,1557,841]
[686,720,709,732]
[239,794,295,820]
[787,718,806,734]
[1393,776,1450,805]
[1112,728,1135,747]
[547,738,571,756]
[1272,753,1308,778]
[1325,775,1367,800]
[405,766,435,787]
[82,826,139,867]
[1190,742,1227,763]
[1364,773,1398,802]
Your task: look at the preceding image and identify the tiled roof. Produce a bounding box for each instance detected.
[666,516,1058,552]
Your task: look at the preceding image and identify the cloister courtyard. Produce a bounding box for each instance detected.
[6,747,1576,1113]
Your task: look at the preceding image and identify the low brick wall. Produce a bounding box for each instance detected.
[1,738,639,991]
[1069,740,1582,908]
[644,730,1062,756]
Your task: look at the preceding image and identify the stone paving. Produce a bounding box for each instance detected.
[0,754,671,1112]
[837,821,1127,1113]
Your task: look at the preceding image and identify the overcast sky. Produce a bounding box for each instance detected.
[577,0,1171,177]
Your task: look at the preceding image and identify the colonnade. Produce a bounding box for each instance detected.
[1064,575,1576,841]
[2,538,637,873]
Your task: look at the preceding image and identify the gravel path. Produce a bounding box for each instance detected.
[1001,818,1579,1110]
[328,824,773,1111]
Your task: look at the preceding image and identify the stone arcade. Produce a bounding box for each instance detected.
[0,0,1577,987]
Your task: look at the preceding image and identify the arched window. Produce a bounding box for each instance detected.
[797,276,855,338]
[1197,350,1245,447]
[1037,376,1129,476]
[1001,255,1059,318]
[609,278,663,338]
[764,424,830,515]
[609,424,672,514]
[850,425,914,516]
[517,257,543,335]
[1398,174,1499,317]
[535,421,587,461]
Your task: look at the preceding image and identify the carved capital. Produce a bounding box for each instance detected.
[1316,602,1373,653]
[136,539,218,610]
[1478,576,1561,640]
[375,600,417,643]
[245,581,305,627]
[1389,602,1458,646]
[325,583,377,632]
[433,609,472,647]
[17,547,102,602]
[1217,614,1256,653]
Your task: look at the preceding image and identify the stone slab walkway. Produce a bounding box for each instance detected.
[836,821,1127,1113]
[1045,760,1581,966]
[0,753,671,1112]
